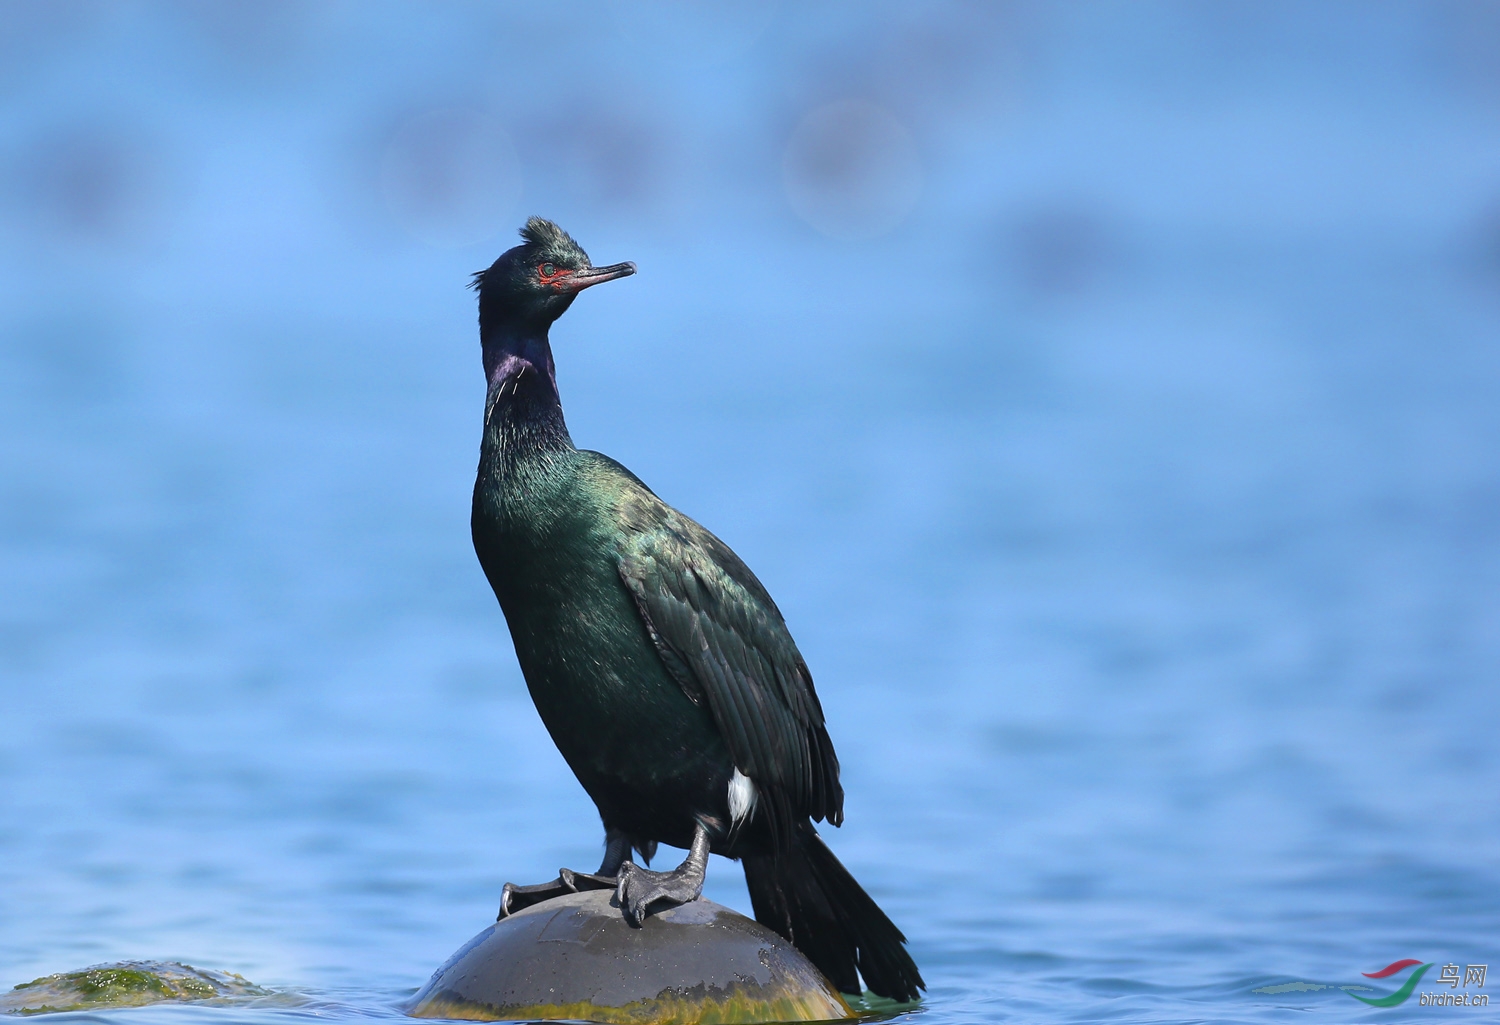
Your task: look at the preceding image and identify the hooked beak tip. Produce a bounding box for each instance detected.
[570,261,637,290]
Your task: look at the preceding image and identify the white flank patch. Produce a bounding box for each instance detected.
[728,768,758,826]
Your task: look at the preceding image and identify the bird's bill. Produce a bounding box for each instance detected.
[567,262,637,290]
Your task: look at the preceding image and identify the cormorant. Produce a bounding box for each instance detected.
[468,218,924,1002]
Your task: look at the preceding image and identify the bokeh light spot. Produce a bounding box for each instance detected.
[782,99,922,241]
[379,109,521,249]
[22,126,164,247]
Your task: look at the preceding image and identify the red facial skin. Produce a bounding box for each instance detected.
[538,263,574,289]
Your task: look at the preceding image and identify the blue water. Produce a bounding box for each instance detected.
[3,4,1499,1023]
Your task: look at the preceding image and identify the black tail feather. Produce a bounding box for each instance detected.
[742,825,924,1002]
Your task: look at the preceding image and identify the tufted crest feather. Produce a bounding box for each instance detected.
[470,217,591,292]
[520,216,589,261]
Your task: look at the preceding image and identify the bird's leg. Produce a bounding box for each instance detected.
[604,829,635,874]
[615,821,711,926]
[559,830,632,892]
[498,829,633,920]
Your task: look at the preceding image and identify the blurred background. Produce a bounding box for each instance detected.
[1,3,1498,1022]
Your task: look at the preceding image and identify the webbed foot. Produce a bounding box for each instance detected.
[496,875,586,919]
[616,823,710,926]
[498,831,638,920]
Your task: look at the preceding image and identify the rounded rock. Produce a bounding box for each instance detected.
[407,890,853,1024]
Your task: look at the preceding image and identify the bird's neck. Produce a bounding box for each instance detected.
[480,328,573,457]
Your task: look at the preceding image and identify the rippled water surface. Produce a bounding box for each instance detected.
[3,4,1499,1024]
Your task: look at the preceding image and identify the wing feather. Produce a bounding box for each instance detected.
[613,486,843,836]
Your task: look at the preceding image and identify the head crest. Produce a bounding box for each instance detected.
[519,217,580,252]
[470,218,589,293]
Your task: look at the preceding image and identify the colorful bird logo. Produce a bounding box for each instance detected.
[1348,959,1432,1007]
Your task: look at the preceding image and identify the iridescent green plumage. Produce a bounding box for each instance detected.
[467,220,923,1002]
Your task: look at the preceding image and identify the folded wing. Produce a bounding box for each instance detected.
[613,484,843,847]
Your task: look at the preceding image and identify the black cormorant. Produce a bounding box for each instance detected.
[467,218,923,1002]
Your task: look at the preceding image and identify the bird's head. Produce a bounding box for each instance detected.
[471,217,636,335]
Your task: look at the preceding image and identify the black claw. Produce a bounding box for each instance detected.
[561,867,618,893]
[508,826,710,926]
[613,841,707,927]
[497,870,617,920]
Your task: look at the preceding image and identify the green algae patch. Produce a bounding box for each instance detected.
[1,961,270,1016]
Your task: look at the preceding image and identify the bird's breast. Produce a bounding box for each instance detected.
[471,446,733,827]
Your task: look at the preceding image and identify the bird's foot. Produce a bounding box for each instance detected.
[497,869,617,920]
[615,823,710,927]
[615,863,703,926]
[498,830,642,920]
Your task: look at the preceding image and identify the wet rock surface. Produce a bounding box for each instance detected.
[1,961,269,1015]
[407,890,853,1024]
